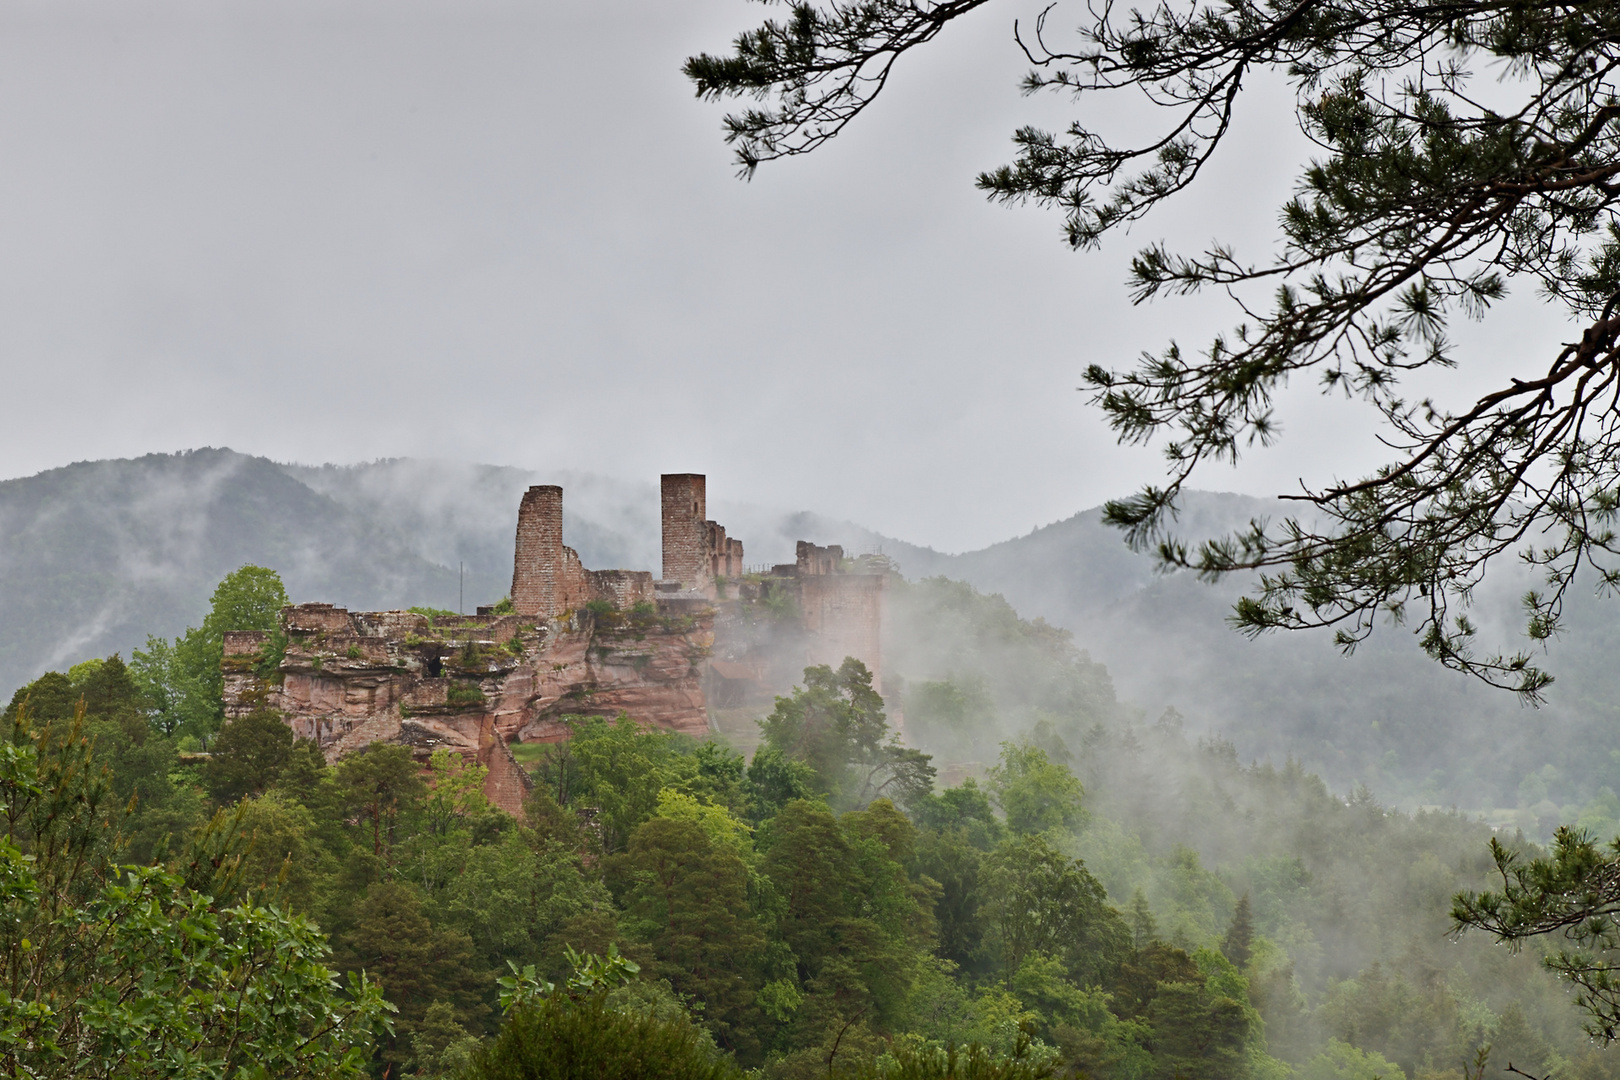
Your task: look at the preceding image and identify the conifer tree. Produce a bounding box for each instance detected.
[1130,889,1159,952]
[688,1,1620,695]
[1222,893,1253,970]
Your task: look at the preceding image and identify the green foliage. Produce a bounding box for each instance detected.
[905,678,997,768]
[465,990,744,1080]
[133,565,289,740]
[205,706,297,803]
[1454,826,1620,1041]
[538,715,705,855]
[332,879,486,1071]
[981,834,1129,987]
[7,655,206,865]
[987,742,1086,837]
[448,681,488,706]
[0,703,388,1076]
[883,579,1122,762]
[1298,1038,1407,1080]
[760,659,934,810]
[850,1041,1057,1079]
[1222,894,1254,970]
[336,741,427,862]
[746,746,817,823]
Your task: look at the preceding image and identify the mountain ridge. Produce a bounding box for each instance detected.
[3,449,1618,815]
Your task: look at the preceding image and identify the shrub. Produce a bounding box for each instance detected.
[447,682,487,707]
[462,993,742,1080]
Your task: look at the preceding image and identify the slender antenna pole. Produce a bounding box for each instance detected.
[459,561,464,615]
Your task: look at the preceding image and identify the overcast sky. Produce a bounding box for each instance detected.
[0,0,1575,552]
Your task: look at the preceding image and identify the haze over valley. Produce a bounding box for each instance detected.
[7,448,1615,827]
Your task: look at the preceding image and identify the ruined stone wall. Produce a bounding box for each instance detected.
[514,484,648,617]
[587,569,655,610]
[557,545,595,613]
[797,541,846,576]
[512,485,564,617]
[798,572,885,682]
[705,521,727,581]
[704,523,746,580]
[661,473,709,592]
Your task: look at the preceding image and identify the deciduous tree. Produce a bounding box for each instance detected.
[760,660,934,809]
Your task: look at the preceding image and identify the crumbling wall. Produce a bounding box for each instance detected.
[704,522,745,580]
[798,573,885,682]
[587,569,655,610]
[797,541,845,576]
[515,485,655,617]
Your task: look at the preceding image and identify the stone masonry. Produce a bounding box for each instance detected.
[221,473,887,816]
[512,485,654,619]
[661,473,710,593]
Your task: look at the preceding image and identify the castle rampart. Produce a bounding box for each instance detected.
[222,472,890,817]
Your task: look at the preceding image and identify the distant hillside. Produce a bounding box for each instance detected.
[0,450,456,688]
[860,493,1620,814]
[4,449,1620,817]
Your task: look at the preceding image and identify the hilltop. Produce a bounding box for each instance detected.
[3,449,1619,817]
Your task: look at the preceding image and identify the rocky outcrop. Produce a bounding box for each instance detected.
[223,599,713,814]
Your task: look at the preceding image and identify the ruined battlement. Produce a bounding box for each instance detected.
[512,487,658,618]
[222,471,890,816]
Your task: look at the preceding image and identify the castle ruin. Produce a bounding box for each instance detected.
[221,474,890,814]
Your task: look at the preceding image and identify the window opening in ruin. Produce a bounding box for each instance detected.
[425,654,442,678]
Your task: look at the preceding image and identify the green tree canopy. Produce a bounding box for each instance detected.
[0,702,388,1077]
[132,565,289,740]
[688,0,1620,698]
[608,816,766,1059]
[982,833,1130,988]
[988,741,1087,837]
[760,659,934,809]
[205,707,298,804]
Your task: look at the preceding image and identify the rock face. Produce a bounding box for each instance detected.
[222,598,712,815]
[219,472,887,817]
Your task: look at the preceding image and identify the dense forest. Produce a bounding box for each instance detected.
[4,567,1619,1078]
[14,450,1620,826]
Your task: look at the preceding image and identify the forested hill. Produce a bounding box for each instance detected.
[883,502,1620,822]
[0,450,451,692]
[5,449,1620,819]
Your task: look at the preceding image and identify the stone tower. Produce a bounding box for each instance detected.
[661,474,709,592]
[512,485,564,617]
